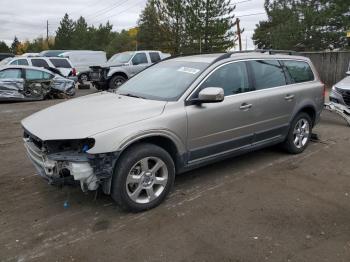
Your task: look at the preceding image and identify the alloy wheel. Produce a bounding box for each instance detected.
[293,118,310,149]
[126,157,168,204]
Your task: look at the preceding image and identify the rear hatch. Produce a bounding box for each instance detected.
[49,58,74,77]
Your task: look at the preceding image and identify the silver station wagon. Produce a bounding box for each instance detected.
[22,51,324,212]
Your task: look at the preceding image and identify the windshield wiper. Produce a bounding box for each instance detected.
[119,93,146,99]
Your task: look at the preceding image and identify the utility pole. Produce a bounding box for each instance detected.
[236,18,242,51]
[46,20,49,46]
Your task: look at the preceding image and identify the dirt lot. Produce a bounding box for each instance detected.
[1,89,350,262]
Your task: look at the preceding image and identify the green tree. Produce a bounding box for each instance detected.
[106,30,137,57]
[156,0,187,54]
[253,0,350,51]
[71,16,89,49]
[55,13,75,49]
[10,36,21,54]
[185,0,236,53]
[0,41,10,53]
[138,0,168,51]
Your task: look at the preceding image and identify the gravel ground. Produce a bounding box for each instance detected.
[1,89,350,262]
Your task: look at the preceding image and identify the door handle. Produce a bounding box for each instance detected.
[284,94,295,101]
[239,103,252,110]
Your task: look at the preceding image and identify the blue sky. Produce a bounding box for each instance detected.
[0,0,267,49]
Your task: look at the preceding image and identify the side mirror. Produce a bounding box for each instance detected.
[197,87,224,103]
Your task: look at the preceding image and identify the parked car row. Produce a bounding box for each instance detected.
[0,56,76,78]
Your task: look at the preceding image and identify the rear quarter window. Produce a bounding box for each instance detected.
[49,58,72,68]
[283,60,315,83]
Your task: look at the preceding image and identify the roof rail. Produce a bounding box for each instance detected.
[211,49,298,64]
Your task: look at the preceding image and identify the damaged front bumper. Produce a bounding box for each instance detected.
[23,134,118,194]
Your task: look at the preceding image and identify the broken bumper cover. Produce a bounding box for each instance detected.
[329,88,350,108]
[23,137,118,193]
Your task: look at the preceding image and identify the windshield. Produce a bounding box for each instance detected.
[108,52,134,64]
[117,60,208,101]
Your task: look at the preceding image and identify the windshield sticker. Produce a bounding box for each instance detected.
[177,67,200,74]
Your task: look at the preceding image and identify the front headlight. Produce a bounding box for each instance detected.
[44,138,95,154]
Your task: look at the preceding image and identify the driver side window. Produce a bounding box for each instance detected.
[0,69,22,79]
[200,62,249,96]
[132,53,148,65]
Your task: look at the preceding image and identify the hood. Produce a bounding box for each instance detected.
[335,76,350,90]
[90,63,124,69]
[22,92,166,140]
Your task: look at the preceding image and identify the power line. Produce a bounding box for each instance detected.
[93,0,145,24]
[85,0,130,20]
[236,12,266,18]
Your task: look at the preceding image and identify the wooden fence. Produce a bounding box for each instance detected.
[301,51,350,87]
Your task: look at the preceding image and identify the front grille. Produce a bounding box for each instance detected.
[90,71,101,81]
[336,88,350,106]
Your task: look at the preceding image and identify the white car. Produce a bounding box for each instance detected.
[3,56,76,79]
[329,63,350,108]
[59,51,107,83]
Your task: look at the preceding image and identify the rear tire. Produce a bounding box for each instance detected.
[283,112,312,154]
[111,143,175,212]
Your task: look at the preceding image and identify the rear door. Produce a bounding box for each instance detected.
[149,52,161,64]
[246,59,295,145]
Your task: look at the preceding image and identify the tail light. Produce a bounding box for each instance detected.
[322,82,327,102]
[72,68,77,76]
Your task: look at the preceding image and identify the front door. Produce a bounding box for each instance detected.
[130,52,149,76]
[185,61,257,162]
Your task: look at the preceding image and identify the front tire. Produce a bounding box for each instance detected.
[108,75,126,89]
[283,112,312,154]
[111,143,175,212]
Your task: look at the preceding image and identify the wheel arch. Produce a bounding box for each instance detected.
[110,71,128,80]
[294,104,317,127]
[117,132,186,173]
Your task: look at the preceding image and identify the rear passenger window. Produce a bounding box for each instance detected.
[248,60,286,90]
[200,62,249,96]
[149,52,161,63]
[31,59,50,68]
[49,59,71,68]
[283,60,314,83]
